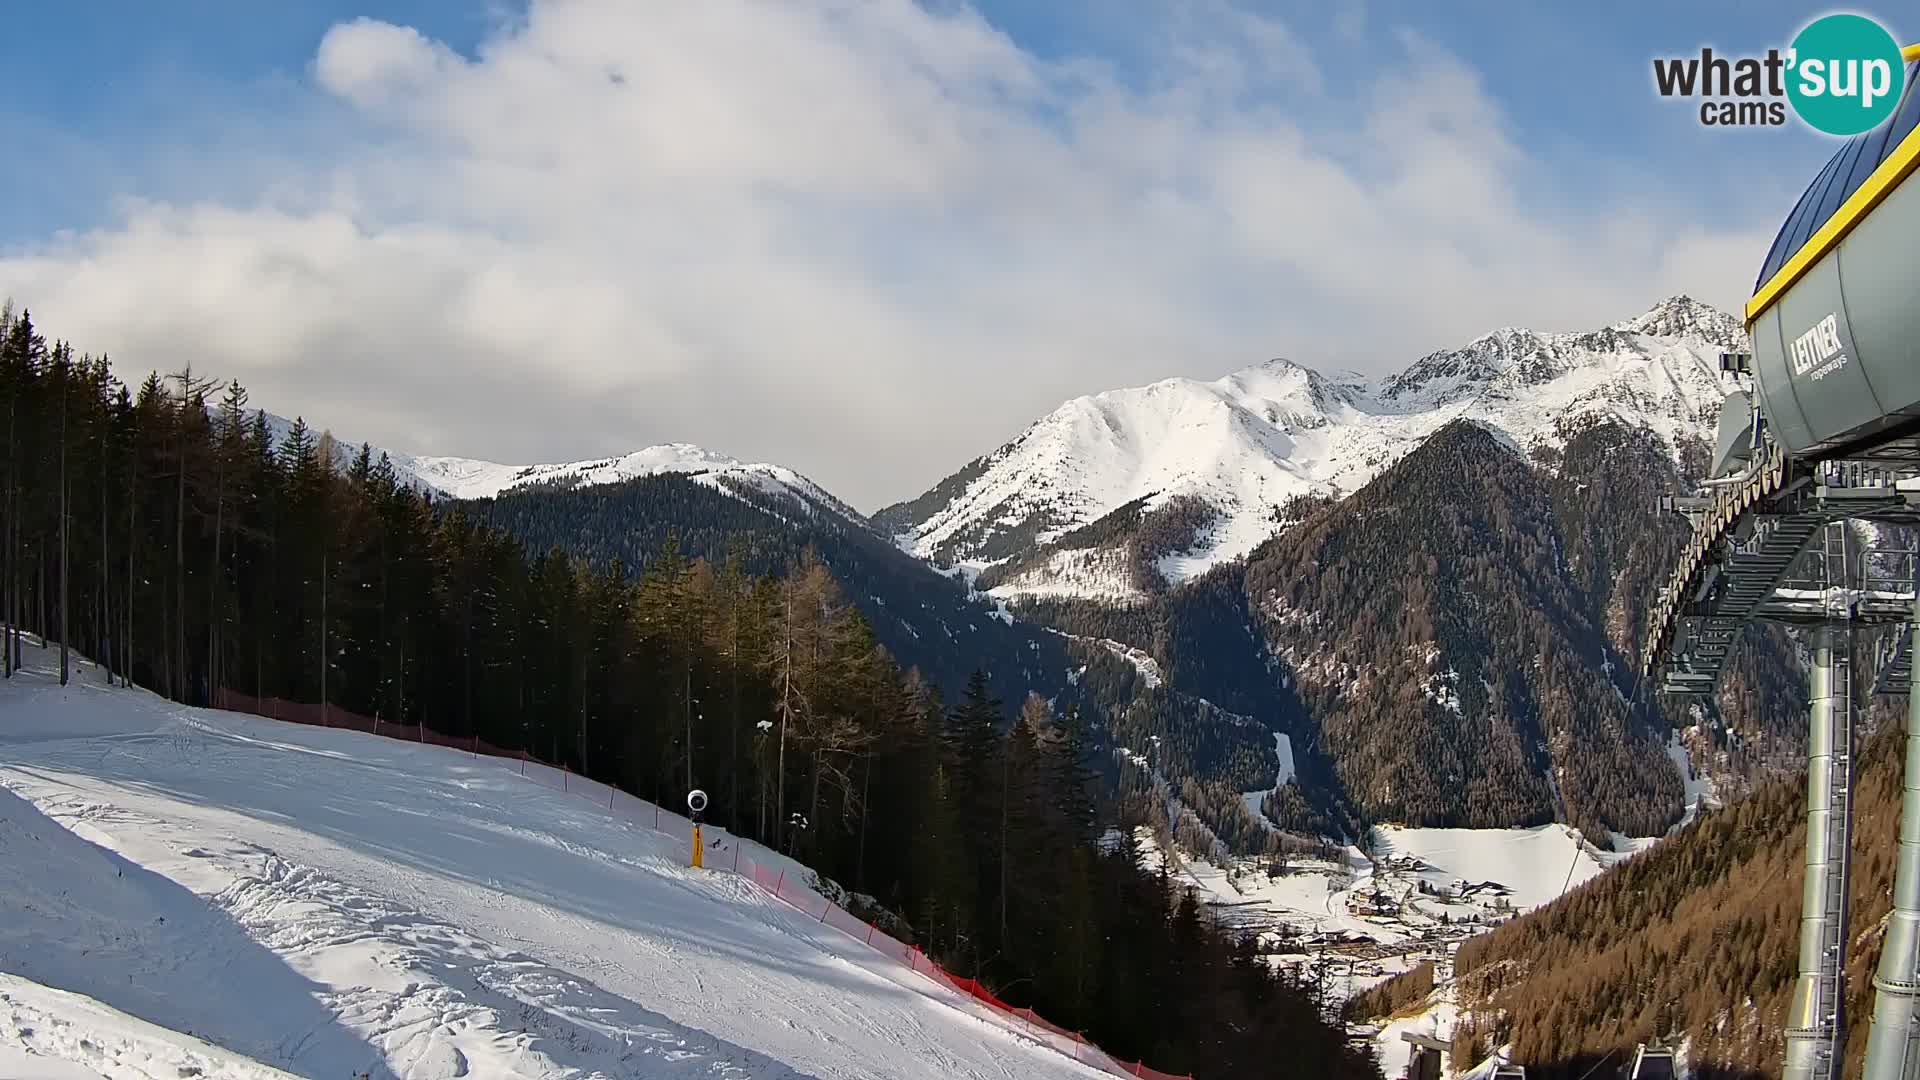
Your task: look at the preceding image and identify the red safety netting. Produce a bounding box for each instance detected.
[940,974,1189,1079]
[727,823,1189,1078]
[213,688,523,760]
[212,688,1191,1080]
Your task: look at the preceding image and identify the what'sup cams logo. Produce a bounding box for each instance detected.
[1654,12,1907,135]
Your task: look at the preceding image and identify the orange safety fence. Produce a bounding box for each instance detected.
[211,689,1192,1080]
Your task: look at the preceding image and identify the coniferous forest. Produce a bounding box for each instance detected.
[0,306,1380,1079]
[1361,705,1906,1079]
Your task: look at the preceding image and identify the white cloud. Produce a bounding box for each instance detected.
[314,18,465,110]
[0,0,1764,508]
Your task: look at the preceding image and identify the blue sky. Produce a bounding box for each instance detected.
[0,2,476,241]
[0,0,1874,243]
[0,1,1901,503]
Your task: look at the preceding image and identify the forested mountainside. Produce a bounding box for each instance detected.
[1390,698,1909,1080]
[1247,419,1680,836]
[1015,415,1812,845]
[1018,563,1356,847]
[454,474,1077,716]
[459,475,1337,860]
[0,307,1378,1080]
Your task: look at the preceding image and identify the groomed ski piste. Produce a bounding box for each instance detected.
[0,647,1115,1080]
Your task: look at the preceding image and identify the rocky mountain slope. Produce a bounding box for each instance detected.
[879,296,1744,603]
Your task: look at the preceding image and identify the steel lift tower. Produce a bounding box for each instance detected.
[1645,45,1920,1080]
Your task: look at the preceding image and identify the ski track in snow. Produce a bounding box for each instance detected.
[1239,732,1295,831]
[0,655,1103,1080]
[0,972,307,1080]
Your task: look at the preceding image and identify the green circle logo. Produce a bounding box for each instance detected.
[1787,14,1906,136]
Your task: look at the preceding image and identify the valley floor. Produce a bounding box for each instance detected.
[1139,819,1632,1001]
[0,648,1105,1080]
[1140,790,1692,1079]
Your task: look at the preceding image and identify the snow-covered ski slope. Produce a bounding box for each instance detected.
[0,970,304,1080]
[0,653,1106,1080]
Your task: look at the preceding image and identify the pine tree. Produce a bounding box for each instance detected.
[206,380,249,696]
[168,367,216,702]
[1,312,46,675]
[942,669,1003,966]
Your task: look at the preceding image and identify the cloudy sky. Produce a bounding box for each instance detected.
[0,1,1890,508]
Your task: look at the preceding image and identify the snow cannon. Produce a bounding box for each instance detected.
[687,789,708,869]
[1745,50,1920,462]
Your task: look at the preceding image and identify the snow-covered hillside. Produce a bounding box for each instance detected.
[0,654,1104,1080]
[0,972,304,1080]
[261,413,861,524]
[887,296,1741,600]
[400,443,863,520]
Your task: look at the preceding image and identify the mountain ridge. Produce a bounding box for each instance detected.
[276,294,1740,605]
[880,295,1742,603]
[262,411,869,533]
[256,295,1784,851]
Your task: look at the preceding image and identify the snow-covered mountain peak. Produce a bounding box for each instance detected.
[1377,298,1742,411]
[1613,294,1745,347]
[1237,356,1325,385]
[891,356,1373,580]
[261,414,862,526]
[1378,327,1558,407]
[400,443,861,520]
[614,442,743,471]
[1217,358,1366,427]
[885,298,1741,600]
